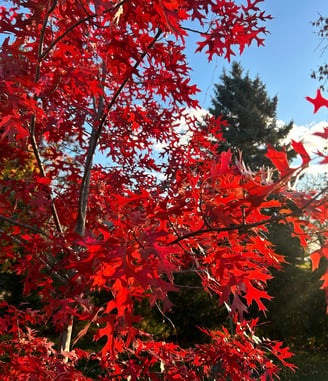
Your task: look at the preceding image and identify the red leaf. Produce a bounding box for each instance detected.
[0,115,28,140]
[291,140,310,166]
[311,248,328,271]
[313,126,328,139]
[265,145,290,174]
[311,251,321,271]
[271,342,296,369]
[306,89,328,113]
[316,150,328,164]
[37,177,52,185]
[231,293,248,318]
[96,321,114,357]
[244,281,271,311]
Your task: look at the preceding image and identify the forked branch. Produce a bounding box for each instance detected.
[75,29,162,237]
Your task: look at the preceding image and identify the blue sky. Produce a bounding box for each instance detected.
[186,0,328,127]
[1,0,326,126]
[2,0,328,160]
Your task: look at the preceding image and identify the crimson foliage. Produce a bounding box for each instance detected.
[1,0,328,379]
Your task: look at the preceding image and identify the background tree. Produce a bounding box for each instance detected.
[209,62,295,169]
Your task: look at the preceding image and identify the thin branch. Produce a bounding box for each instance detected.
[167,212,293,246]
[175,284,203,289]
[133,231,145,249]
[0,214,48,236]
[0,224,71,284]
[28,0,63,234]
[168,219,198,256]
[155,301,177,333]
[40,0,128,60]
[75,28,162,237]
[181,26,211,35]
[39,256,70,285]
[301,185,328,211]
[35,0,59,82]
[16,314,21,343]
[77,0,110,29]
[199,185,212,229]
[172,269,207,274]
[29,135,63,234]
[0,227,24,245]
[181,20,214,36]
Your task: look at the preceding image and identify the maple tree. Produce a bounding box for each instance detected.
[1,0,328,379]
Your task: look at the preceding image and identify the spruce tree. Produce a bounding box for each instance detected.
[209,62,294,169]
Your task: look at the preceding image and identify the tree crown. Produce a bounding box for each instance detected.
[209,61,294,169]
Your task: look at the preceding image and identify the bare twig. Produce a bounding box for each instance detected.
[155,301,177,333]
[35,0,59,82]
[29,135,63,234]
[0,214,48,236]
[0,227,24,245]
[181,26,211,35]
[0,221,69,284]
[167,219,199,257]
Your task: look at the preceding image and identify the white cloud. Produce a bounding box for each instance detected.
[282,120,328,154]
[153,114,328,186]
[152,107,210,152]
[281,120,328,188]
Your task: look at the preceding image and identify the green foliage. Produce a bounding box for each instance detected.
[135,272,228,348]
[279,351,328,380]
[260,263,328,346]
[166,272,228,347]
[247,222,328,352]
[209,62,294,169]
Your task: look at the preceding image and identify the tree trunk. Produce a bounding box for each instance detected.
[58,316,73,353]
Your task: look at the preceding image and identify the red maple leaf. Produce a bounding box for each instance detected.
[291,140,310,166]
[313,126,328,139]
[265,145,290,174]
[306,89,328,113]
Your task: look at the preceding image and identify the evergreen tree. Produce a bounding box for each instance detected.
[209,62,294,169]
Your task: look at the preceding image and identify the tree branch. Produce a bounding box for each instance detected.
[181,26,211,35]
[36,0,59,79]
[28,0,63,234]
[75,28,163,237]
[0,221,69,284]
[300,185,328,211]
[0,214,48,236]
[167,212,293,246]
[40,0,128,60]
[29,135,63,234]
